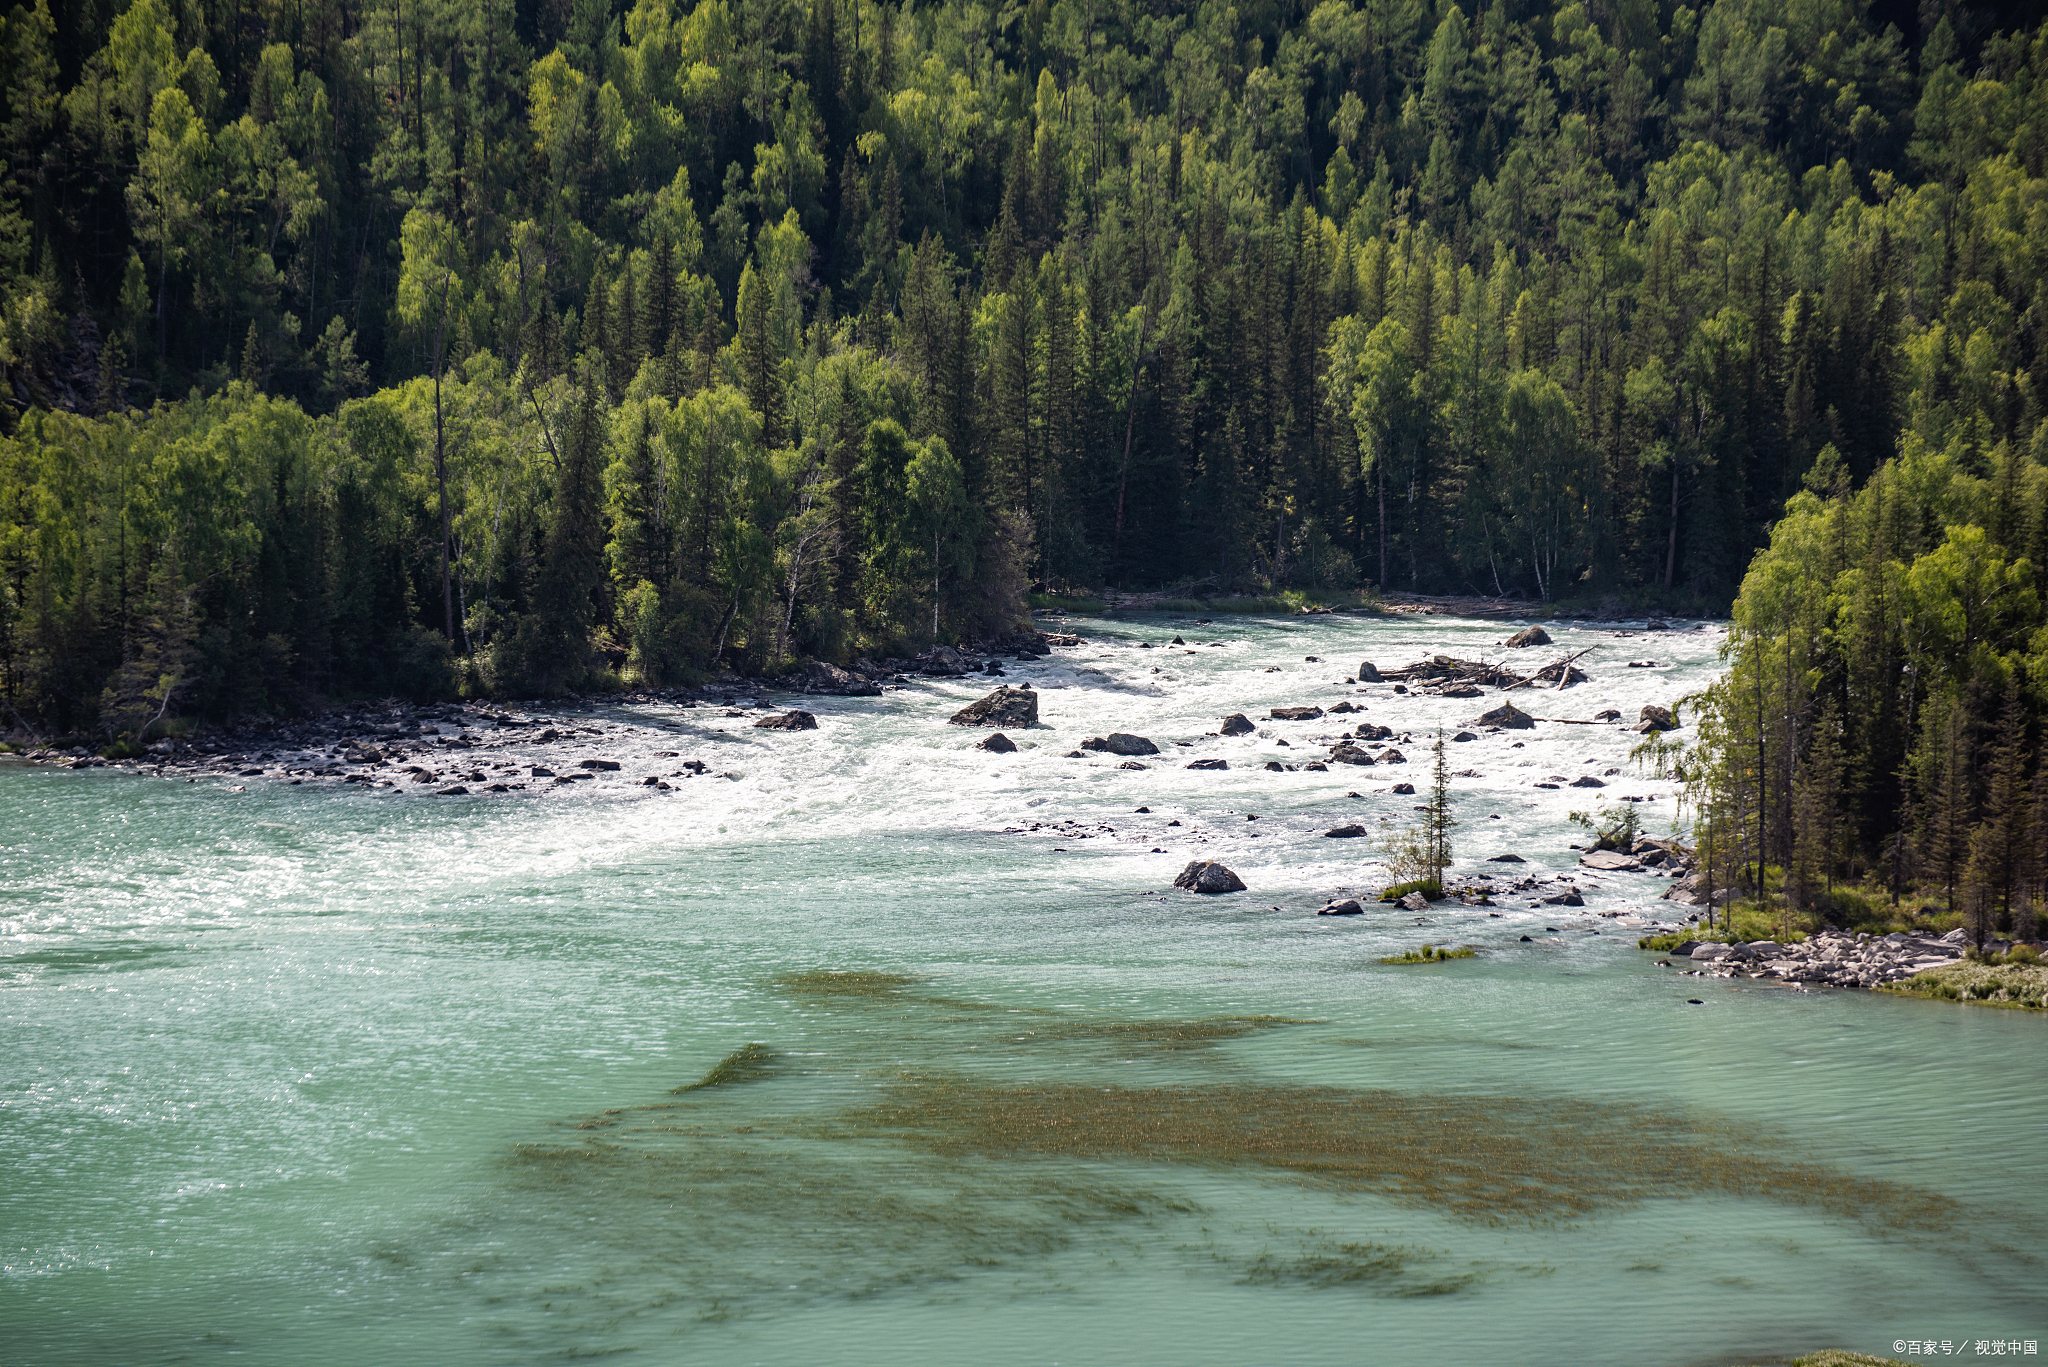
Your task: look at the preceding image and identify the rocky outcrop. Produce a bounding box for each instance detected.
[918,644,978,676]
[1080,733,1160,756]
[1477,701,1537,729]
[978,732,1017,753]
[1504,625,1553,648]
[753,710,818,730]
[1636,704,1679,732]
[1675,928,1967,989]
[803,660,882,696]
[1219,714,1256,736]
[949,686,1039,727]
[1174,860,1247,894]
[1578,849,1642,872]
[1270,706,1324,721]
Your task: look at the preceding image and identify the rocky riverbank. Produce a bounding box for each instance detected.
[1657,927,2048,1004]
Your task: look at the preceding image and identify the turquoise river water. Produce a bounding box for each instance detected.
[2,613,2042,1367]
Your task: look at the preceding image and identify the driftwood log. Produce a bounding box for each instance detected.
[1369,648,1594,692]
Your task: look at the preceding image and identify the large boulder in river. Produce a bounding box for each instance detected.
[1081,733,1160,756]
[1174,860,1247,894]
[1219,713,1256,736]
[753,710,818,730]
[1270,705,1324,721]
[1357,662,1383,682]
[1477,701,1537,729]
[950,686,1039,727]
[804,660,882,696]
[1637,703,1679,732]
[921,644,975,676]
[1503,625,1552,648]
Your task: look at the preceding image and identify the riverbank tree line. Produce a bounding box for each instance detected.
[0,0,2044,746]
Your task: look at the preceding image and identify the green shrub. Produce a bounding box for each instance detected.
[1378,879,1443,903]
[1380,944,1478,964]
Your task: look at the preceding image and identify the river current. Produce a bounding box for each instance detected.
[3,613,2042,1367]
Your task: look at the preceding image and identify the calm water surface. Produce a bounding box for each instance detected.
[3,614,2042,1366]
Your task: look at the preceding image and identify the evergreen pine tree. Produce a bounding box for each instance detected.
[512,363,608,693]
[1961,684,2031,946]
[736,262,785,448]
[1424,726,1456,885]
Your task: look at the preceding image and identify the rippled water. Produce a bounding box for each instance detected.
[4,614,2043,1366]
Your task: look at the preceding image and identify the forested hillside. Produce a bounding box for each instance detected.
[0,0,2043,743]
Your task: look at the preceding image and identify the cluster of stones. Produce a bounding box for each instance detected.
[787,631,1079,695]
[1670,928,1969,986]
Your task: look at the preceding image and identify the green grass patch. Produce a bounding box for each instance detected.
[1380,944,1478,964]
[1787,1352,1914,1367]
[1880,960,2048,1010]
[1029,593,1107,613]
[1378,879,1443,903]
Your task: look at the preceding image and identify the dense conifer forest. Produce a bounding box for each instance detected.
[0,0,2044,927]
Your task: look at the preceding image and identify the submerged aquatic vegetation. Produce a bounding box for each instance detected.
[832,1076,1958,1230]
[673,1042,779,1093]
[1023,1015,1316,1054]
[1232,1236,1480,1296]
[776,969,922,998]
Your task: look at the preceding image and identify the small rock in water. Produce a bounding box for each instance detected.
[1636,704,1679,732]
[1398,891,1431,912]
[1595,709,1621,721]
[1503,625,1552,648]
[1477,702,1537,729]
[1390,782,1416,795]
[1185,758,1229,771]
[1118,761,1149,770]
[1219,714,1256,736]
[753,711,818,731]
[1323,825,1367,838]
[979,732,1018,753]
[1269,706,1324,721]
[579,759,622,771]
[1319,899,1365,916]
[1487,853,1527,863]
[1452,731,1477,742]
[1357,662,1383,682]
[1174,861,1247,894]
